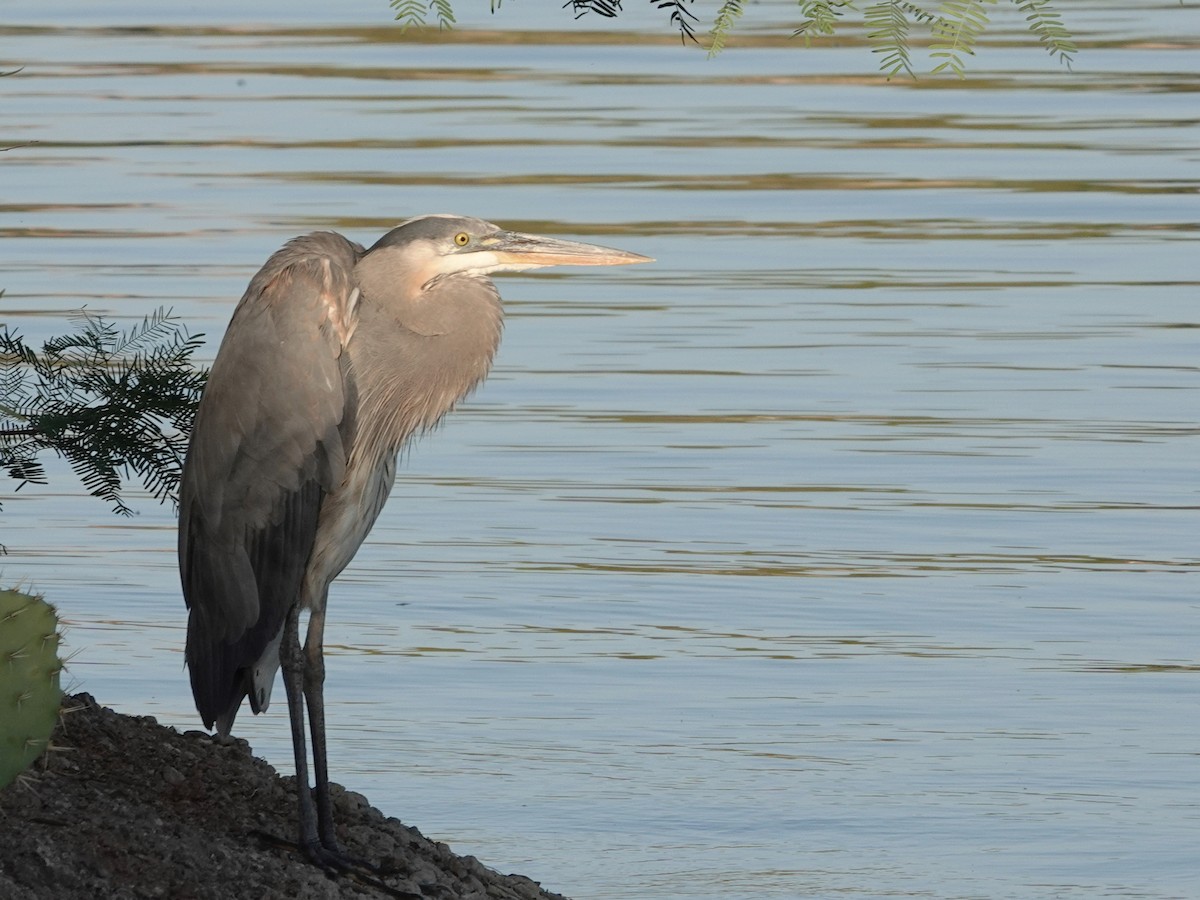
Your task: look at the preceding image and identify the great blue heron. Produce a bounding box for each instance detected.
[178,214,651,866]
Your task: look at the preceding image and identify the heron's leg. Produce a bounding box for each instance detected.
[302,603,340,851]
[280,602,322,856]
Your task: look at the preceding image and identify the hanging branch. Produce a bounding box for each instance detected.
[929,0,995,76]
[387,0,1079,78]
[708,0,745,57]
[866,0,915,79]
[1015,0,1077,68]
[0,307,207,516]
[794,0,854,44]
[653,0,700,43]
[390,0,457,30]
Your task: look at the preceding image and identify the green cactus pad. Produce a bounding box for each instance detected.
[0,590,64,789]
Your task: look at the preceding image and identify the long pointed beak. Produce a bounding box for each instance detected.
[481,231,653,269]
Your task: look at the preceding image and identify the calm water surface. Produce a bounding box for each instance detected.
[2,2,1198,897]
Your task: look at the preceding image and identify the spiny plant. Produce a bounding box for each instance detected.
[0,306,207,517]
[0,589,64,789]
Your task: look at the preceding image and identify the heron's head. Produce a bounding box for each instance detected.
[366,215,652,289]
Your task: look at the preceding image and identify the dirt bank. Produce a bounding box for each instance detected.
[0,694,569,900]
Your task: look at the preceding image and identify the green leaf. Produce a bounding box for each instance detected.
[430,0,456,29]
[865,0,915,79]
[929,0,996,77]
[708,0,745,57]
[1013,0,1076,68]
[794,0,856,44]
[0,308,207,515]
[390,0,428,29]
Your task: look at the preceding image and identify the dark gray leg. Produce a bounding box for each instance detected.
[282,603,372,872]
[303,604,340,851]
[280,603,322,858]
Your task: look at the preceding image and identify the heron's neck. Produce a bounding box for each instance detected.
[343,278,504,468]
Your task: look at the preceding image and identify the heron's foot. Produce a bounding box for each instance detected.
[302,838,380,874]
[301,839,421,899]
[252,830,418,898]
[250,829,378,874]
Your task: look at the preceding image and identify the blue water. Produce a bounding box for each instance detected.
[2,2,1197,897]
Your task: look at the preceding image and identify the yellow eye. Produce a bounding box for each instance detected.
[454,232,470,246]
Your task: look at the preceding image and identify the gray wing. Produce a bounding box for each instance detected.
[178,232,363,731]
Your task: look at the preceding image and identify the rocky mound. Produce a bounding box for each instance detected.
[0,694,568,900]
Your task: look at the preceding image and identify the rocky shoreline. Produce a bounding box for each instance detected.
[0,694,568,900]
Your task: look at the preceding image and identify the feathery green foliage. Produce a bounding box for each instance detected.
[866,1,914,78]
[390,0,456,30]
[1015,0,1076,67]
[0,308,206,516]
[390,0,426,29]
[708,0,745,57]
[930,0,996,76]
[794,0,855,45]
[431,0,457,29]
[395,0,1078,78]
